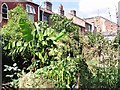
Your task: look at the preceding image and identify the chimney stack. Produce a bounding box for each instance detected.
[44,1,52,11]
[70,10,76,16]
[58,4,64,16]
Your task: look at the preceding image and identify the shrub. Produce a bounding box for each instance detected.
[19,71,54,88]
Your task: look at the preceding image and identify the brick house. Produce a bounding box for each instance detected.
[40,1,54,25]
[0,0,39,26]
[85,16,117,33]
[0,0,55,26]
[85,16,117,40]
[0,0,95,33]
[65,10,95,33]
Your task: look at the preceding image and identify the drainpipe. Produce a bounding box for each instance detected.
[38,6,40,21]
[40,2,44,21]
[42,9,44,21]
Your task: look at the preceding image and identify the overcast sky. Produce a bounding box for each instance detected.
[33,0,119,23]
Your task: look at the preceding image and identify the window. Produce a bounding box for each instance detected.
[26,4,35,23]
[28,13,34,23]
[43,15,49,24]
[44,15,49,21]
[2,3,8,19]
[88,25,91,31]
[26,4,36,14]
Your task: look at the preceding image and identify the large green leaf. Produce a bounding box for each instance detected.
[19,18,33,42]
[55,29,66,41]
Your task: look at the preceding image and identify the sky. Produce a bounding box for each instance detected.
[33,0,119,23]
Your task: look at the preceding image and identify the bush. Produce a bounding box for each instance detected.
[19,71,54,88]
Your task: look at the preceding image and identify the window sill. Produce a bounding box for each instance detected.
[2,17,8,19]
[27,12,36,14]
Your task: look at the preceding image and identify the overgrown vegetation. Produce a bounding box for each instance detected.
[1,5,119,89]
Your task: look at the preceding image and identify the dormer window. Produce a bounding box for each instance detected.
[26,4,36,14]
[2,3,8,19]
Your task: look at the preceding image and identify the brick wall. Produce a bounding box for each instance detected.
[1,1,39,26]
[105,20,117,31]
[85,16,117,33]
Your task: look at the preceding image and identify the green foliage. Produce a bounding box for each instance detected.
[32,15,93,88]
[87,32,104,47]
[27,21,67,70]
[12,79,19,88]
[19,71,54,88]
[3,63,21,88]
[35,58,76,87]
[4,63,21,76]
[1,4,34,41]
[81,32,119,88]
[1,5,34,87]
[113,33,120,48]
[51,14,79,33]
[4,63,21,80]
[1,5,119,89]
[1,4,34,63]
[88,66,118,88]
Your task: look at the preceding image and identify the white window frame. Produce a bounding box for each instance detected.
[1,3,8,19]
[26,4,36,14]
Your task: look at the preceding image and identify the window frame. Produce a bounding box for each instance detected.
[26,4,36,14]
[1,3,8,19]
[43,15,49,21]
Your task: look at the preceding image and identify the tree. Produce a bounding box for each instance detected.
[1,4,34,85]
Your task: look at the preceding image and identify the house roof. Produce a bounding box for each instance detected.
[65,13,94,27]
[40,7,54,14]
[27,1,39,6]
[85,16,117,25]
[2,0,39,6]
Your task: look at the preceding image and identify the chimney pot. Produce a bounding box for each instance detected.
[44,1,52,11]
[59,4,63,10]
[58,4,64,15]
[70,10,76,16]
